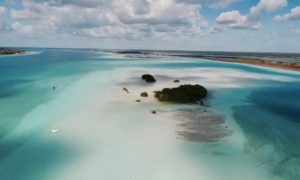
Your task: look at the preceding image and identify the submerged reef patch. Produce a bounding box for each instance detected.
[173,108,231,142]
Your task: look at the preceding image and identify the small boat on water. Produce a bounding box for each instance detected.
[50,129,60,134]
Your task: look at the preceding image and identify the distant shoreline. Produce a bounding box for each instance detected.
[199,57,300,73]
[0,48,26,55]
[115,50,300,73]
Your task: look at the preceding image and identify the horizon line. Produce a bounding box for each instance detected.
[1,46,300,55]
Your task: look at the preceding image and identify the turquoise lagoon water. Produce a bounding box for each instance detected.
[0,49,300,179]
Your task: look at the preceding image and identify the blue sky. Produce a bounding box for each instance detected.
[0,0,299,52]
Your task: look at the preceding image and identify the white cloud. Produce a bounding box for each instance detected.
[11,22,34,34]
[29,0,241,8]
[215,10,261,30]
[9,0,208,40]
[56,0,109,7]
[176,0,241,8]
[11,1,49,20]
[250,0,287,17]
[213,0,287,33]
[112,0,202,26]
[0,6,7,30]
[274,6,300,22]
[216,11,247,26]
[0,7,5,14]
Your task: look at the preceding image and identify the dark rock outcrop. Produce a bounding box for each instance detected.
[154,84,207,103]
[174,79,180,83]
[140,92,148,97]
[123,87,129,93]
[141,74,156,83]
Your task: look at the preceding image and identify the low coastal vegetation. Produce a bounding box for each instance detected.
[140,92,148,97]
[139,74,208,104]
[154,84,207,103]
[0,48,25,55]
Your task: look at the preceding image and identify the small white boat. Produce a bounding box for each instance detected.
[50,129,61,134]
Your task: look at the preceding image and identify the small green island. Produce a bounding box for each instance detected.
[0,48,25,55]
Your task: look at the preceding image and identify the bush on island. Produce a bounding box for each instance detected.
[154,84,207,103]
